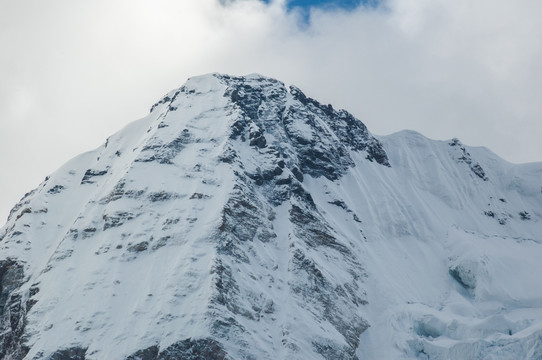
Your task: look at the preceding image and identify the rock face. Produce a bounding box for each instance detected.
[1,73,541,359]
[0,259,27,359]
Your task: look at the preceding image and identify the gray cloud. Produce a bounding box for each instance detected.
[1,0,541,221]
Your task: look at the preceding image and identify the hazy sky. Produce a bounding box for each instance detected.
[1,0,541,223]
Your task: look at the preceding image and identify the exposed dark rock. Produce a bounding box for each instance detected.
[15,207,32,220]
[218,145,237,164]
[149,90,181,113]
[0,260,23,315]
[151,236,169,250]
[81,169,108,184]
[313,340,359,360]
[209,259,240,312]
[449,138,488,181]
[103,212,135,230]
[0,259,27,360]
[157,338,228,360]
[82,228,97,239]
[28,284,39,298]
[229,85,263,121]
[220,75,389,186]
[249,134,267,148]
[471,163,487,181]
[289,85,390,167]
[449,138,460,146]
[291,167,304,182]
[100,181,145,204]
[163,218,180,226]
[47,185,65,195]
[290,204,345,251]
[48,346,87,360]
[288,197,369,356]
[245,165,286,187]
[282,106,350,181]
[209,317,249,357]
[150,96,171,113]
[26,284,39,313]
[189,193,209,200]
[50,249,74,262]
[484,210,509,225]
[7,189,37,222]
[228,119,247,142]
[248,125,267,148]
[126,345,160,360]
[126,345,159,360]
[135,129,193,164]
[290,246,369,355]
[68,229,79,241]
[217,182,277,262]
[148,191,178,202]
[127,241,149,253]
[484,210,495,218]
[329,199,349,210]
[275,175,292,185]
[519,211,531,220]
[101,181,127,203]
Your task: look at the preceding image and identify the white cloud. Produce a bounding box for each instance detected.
[1,0,541,221]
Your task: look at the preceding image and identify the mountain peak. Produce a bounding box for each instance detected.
[147,73,389,178]
[1,74,541,360]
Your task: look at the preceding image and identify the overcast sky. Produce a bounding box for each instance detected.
[1,0,541,223]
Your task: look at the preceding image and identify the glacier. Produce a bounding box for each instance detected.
[1,73,541,359]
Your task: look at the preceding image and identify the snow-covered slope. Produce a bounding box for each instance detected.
[1,74,541,360]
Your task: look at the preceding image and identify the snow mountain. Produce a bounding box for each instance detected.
[1,73,541,359]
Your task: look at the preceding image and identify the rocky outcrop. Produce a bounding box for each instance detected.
[222,74,389,184]
[448,138,488,181]
[126,338,227,360]
[48,347,88,360]
[0,259,27,359]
